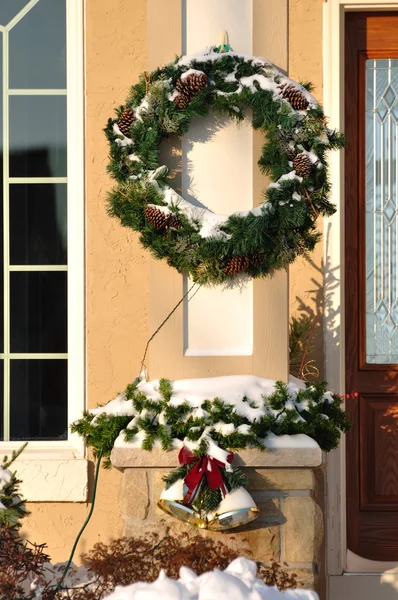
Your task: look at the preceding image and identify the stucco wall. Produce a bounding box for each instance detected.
[289,0,324,379]
[21,0,148,562]
[19,0,325,564]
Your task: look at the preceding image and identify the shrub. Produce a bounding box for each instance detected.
[0,524,50,600]
[74,531,297,600]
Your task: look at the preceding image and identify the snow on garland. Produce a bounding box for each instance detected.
[105,47,344,285]
[72,375,350,529]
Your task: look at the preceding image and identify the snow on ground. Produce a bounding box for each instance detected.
[102,557,319,600]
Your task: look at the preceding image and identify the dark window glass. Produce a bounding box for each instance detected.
[0,184,3,353]
[10,359,67,440]
[0,1,30,27]
[9,96,67,178]
[0,364,4,440]
[10,184,67,265]
[0,40,2,177]
[9,0,66,89]
[10,272,67,353]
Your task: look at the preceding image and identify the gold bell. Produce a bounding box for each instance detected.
[207,506,260,531]
[206,487,260,531]
[157,499,207,528]
[158,482,260,531]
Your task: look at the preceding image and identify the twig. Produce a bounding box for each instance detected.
[301,360,320,382]
[303,188,319,218]
[119,189,131,201]
[139,282,198,377]
[298,314,318,380]
[144,71,151,95]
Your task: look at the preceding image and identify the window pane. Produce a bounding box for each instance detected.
[9,0,66,89]
[10,272,67,353]
[0,183,4,353]
[0,1,30,27]
[365,59,398,363]
[10,184,67,265]
[0,363,4,441]
[9,96,67,178]
[10,359,67,441]
[0,38,3,181]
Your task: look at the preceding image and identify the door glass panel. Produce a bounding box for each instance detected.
[366,59,398,363]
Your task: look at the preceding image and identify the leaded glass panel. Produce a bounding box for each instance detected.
[366,59,398,363]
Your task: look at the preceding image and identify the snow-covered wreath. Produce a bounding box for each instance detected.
[106,48,344,285]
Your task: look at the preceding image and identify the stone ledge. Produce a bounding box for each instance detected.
[111,446,323,469]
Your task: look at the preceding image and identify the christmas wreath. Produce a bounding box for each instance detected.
[105,48,344,285]
[72,375,350,530]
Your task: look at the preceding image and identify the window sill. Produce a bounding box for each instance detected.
[1,445,88,502]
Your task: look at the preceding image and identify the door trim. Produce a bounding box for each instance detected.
[323,0,398,580]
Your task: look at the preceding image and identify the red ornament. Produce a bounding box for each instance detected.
[345,391,359,399]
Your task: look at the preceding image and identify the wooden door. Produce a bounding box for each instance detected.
[346,12,398,561]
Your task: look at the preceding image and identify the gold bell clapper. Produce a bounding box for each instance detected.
[157,442,260,531]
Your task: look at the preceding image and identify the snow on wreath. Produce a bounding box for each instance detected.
[105,47,344,285]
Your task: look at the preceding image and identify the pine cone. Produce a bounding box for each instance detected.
[174,72,208,109]
[144,206,170,231]
[249,253,263,268]
[293,153,312,178]
[168,214,183,229]
[286,145,297,161]
[174,94,189,109]
[183,73,208,95]
[176,79,187,95]
[224,256,250,276]
[278,83,309,111]
[118,108,135,137]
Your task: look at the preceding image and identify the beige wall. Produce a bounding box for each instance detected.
[21,0,148,562]
[289,0,325,378]
[20,0,325,563]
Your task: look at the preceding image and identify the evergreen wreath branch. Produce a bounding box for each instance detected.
[105,48,344,286]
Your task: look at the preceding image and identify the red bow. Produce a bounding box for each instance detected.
[178,445,233,505]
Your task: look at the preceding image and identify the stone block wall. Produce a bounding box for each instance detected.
[111,447,325,595]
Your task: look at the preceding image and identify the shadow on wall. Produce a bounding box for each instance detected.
[291,223,341,382]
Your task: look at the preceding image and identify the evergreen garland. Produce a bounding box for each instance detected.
[72,378,350,469]
[105,48,344,285]
[0,444,28,529]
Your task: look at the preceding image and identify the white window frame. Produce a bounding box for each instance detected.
[323,0,398,581]
[0,0,86,501]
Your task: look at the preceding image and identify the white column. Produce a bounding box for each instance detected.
[183,0,254,357]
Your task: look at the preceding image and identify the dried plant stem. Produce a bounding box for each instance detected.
[303,187,319,218]
[144,71,151,95]
[298,314,318,380]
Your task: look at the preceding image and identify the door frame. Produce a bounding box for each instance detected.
[323,0,398,580]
